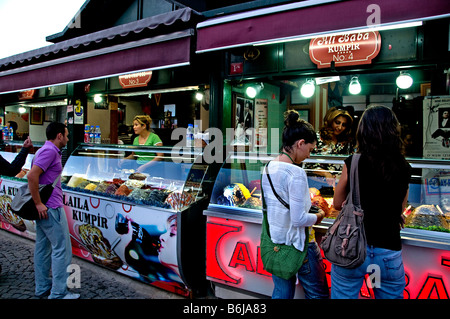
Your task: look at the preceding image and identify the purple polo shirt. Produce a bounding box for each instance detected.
[32,140,63,209]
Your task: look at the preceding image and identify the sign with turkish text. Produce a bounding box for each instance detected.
[118,71,153,89]
[309,31,381,69]
[18,90,35,100]
[206,215,450,299]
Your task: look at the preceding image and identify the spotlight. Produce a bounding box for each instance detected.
[245,83,264,98]
[300,79,315,98]
[18,107,26,114]
[246,86,257,98]
[195,91,204,101]
[94,94,103,103]
[396,72,413,89]
[348,76,361,95]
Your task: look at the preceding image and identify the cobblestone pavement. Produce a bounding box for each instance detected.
[0,229,184,299]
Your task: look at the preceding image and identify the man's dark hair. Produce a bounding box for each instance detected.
[46,122,66,140]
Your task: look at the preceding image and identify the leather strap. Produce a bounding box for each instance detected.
[264,162,290,209]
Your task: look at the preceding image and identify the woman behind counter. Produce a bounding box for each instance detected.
[305,107,354,197]
[315,107,353,155]
[122,115,163,168]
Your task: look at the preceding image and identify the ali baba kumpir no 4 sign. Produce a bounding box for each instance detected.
[309,31,381,69]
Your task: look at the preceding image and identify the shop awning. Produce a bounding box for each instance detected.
[0,8,198,94]
[196,0,450,53]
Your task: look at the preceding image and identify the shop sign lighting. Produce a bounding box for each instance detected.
[206,216,450,299]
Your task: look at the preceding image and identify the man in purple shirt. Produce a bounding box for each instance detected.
[27,122,79,299]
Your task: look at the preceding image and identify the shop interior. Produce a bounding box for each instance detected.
[230,68,432,158]
[2,76,210,148]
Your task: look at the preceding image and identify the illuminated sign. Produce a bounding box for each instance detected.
[118,71,152,88]
[206,216,450,299]
[309,31,381,69]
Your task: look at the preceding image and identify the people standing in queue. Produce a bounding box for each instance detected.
[262,110,329,299]
[27,122,78,299]
[331,105,411,299]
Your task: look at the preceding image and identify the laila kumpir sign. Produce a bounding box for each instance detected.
[309,31,381,69]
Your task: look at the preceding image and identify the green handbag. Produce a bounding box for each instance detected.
[260,163,309,280]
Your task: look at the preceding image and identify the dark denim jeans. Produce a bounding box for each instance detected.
[272,241,329,299]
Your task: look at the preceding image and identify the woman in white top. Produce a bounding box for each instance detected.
[262,110,329,299]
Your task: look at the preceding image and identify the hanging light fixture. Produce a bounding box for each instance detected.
[348,76,361,95]
[396,71,413,89]
[300,79,315,98]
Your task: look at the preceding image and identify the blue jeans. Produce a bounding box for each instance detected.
[34,207,72,299]
[272,242,329,299]
[331,245,405,299]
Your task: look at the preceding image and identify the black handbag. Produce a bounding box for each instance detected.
[10,174,61,220]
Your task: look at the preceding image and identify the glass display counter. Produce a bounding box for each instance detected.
[60,143,219,297]
[0,143,219,297]
[204,152,450,299]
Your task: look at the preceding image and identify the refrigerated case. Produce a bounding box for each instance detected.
[204,152,450,299]
[60,143,218,297]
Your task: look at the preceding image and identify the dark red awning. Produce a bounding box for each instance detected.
[0,31,192,93]
[197,0,450,53]
[0,8,199,94]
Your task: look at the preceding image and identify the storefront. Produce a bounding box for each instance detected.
[197,1,450,298]
[0,7,217,297]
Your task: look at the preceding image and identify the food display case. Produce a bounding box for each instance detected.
[204,152,450,299]
[60,143,218,296]
[0,141,44,239]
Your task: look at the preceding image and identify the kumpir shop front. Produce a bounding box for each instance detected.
[198,0,450,299]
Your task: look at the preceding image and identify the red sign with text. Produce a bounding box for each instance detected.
[206,216,450,299]
[309,31,381,69]
[118,71,152,88]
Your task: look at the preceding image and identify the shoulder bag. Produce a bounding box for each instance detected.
[320,154,367,268]
[10,174,61,220]
[260,162,309,280]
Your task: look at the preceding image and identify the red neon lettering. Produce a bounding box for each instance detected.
[416,276,449,299]
[256,246,272,277]
[206,222,241,284]
[442,257,450,268]
[229,242,254,272]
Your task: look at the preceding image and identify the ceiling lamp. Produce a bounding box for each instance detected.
[348,76,361,95]
[396,71,413,89]
[300,79,315,98]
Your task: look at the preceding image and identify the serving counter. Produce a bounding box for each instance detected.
[0,143,219,297]
[204,152,450,299]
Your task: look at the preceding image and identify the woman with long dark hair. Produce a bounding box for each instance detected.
[331,105,411,299]
[262,110,329,299]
